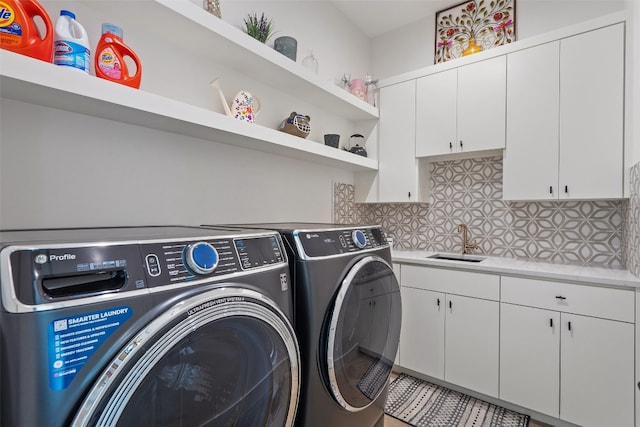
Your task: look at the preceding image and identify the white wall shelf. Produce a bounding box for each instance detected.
[0,50,377,172]
[84,0,378,122]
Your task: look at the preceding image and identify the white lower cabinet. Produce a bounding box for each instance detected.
[500,304,560,417]
[398,264,636,426]
[444,294,499,397]
[560,313,634,427]
[398,265,499,397]
[500,276,635,427]
[400,286,445,378]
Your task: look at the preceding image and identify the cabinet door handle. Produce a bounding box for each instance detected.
[549,186,553,194]
[564,185,569,194]
[449,300,452,309]
[568,321,572,331]
[437,298,440,307]
[459,140,463,150]
[555,296,566,300]
[449,142,453,151]
[550,318,554,328]
[408,191,411,199]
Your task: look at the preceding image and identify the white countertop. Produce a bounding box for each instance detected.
[392,250,640,290]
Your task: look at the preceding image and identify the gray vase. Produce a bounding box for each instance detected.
[274,36,297,61]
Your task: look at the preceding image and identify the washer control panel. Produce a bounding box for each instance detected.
[143,234,285,287]
[294,226,388,258]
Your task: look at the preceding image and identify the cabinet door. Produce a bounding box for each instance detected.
[504,42,560,201]
[500,304,560,417]
[378,80,421,202]
[559,23,624,199]
[399,286,445,379]
[415,69,457,157]
[444,294,499,397]
[561,313,634,427]
[457,55,506,153]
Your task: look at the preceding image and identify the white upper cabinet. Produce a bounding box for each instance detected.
[504,23,624,200]
[457,56,507,153]
[559,23,624,200]
[415,69,457,156]
[378,80,428,202]
[504,42,560,200]
[415,55,506,157]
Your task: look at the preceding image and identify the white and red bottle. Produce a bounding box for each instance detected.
[53,9,90,73]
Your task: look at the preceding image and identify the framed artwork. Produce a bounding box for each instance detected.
[435,0,516,64]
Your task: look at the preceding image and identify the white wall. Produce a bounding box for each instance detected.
[629,0,640,165]
[0,1,371,229]
[372,0,627,79]
[0,99,352,228]
[219,1,372,87]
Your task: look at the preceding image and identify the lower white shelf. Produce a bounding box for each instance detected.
[0,50,378,172]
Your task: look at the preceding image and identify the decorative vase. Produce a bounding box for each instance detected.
[274,36,297,61]
[462,37,482,56]
[203,0,221,18]
[302,50,318,74]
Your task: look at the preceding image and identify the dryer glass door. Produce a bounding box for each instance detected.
[72,288,300,427]
[325,256,401,412]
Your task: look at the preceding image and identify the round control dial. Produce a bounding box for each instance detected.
[185,242,219,275]
[352,230,368,249]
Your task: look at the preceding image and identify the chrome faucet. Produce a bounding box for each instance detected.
[457,224,479,255]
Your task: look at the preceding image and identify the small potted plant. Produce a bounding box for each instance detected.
[243,12,275,43]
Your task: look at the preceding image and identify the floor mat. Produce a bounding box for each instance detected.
[385,373,529,427]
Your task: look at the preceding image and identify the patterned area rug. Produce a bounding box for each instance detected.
[385,374,529,427]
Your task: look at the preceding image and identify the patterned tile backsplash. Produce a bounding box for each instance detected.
[334,156,630,269]
[625,161,640,276]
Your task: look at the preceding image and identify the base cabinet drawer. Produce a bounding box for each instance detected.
[501,275,634,322]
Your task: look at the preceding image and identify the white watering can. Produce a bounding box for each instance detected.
[210,77,261,123]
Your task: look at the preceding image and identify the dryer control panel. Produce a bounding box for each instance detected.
[294,227,388,259]
[143,234,286,287]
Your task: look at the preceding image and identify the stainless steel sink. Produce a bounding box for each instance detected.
[427,253,485,263]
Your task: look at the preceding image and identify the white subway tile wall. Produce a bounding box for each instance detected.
[334,156,630,269]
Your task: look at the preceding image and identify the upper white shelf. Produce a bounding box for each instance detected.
[0,50,378,172]
[84,0,378,121]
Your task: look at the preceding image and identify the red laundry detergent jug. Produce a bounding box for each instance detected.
[0,0,53,62]
[95,23,141,89]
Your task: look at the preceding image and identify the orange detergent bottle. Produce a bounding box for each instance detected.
[95,23,141,89]
[0,0,53,62]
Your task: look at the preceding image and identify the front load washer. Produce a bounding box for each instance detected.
[207,223,402,427]
[0,226,300,427]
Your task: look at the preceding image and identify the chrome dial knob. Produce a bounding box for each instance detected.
[185,242,218,275]
[352,230,367,249]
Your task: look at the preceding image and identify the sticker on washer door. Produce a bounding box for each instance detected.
[48,306,133,390]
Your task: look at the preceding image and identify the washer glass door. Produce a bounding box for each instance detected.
[72,288,300,427]
[325,256,401,411]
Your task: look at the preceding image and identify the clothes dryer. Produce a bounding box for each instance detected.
[0,226,300,427]
[208,223,401,427]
